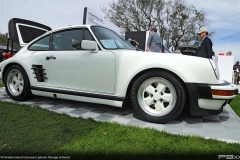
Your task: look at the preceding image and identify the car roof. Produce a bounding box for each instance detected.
[48,24,94,33]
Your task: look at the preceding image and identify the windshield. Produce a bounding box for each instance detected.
[91,26,135,50]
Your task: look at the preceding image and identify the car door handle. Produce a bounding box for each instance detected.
[46,56,56,60]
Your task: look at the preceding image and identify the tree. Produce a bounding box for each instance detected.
[0,33,8,45]
[102,0,212,51]
[0,32,21,51]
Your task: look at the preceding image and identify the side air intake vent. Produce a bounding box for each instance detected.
[31,65,48,82]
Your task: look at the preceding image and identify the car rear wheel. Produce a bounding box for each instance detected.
[131,71,186,123]
[4,65,32,101]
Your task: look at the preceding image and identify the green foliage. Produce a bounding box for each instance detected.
[0,33,8,45]
[0,101,99,156]
[0,32,21,51]
[0,82,4,87]
[0,100,239,159]
[230,95,240,117]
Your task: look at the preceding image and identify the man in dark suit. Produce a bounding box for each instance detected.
[233,61,240,84]
[196,28,213,59]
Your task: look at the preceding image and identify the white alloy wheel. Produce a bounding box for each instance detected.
[6,69,25,96]
[131,71,186,123]
[137,77,177,116]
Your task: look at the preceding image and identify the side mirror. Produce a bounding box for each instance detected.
[81,40,98,53]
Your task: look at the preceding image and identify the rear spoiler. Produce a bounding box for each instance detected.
[7,18,51,52]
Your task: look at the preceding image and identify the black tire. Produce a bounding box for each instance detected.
[4,65,32,101]
[131,71,186,123]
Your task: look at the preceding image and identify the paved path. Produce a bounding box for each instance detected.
[0,87,240,143]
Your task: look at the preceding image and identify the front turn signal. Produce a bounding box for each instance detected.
[212,90,235,96]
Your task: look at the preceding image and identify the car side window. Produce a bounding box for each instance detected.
[28,36,50,51]
[53,29,84,51]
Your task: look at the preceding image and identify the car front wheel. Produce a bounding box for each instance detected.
[4,65,32,101]
[131,71,186,123]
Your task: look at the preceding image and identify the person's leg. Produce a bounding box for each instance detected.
[237,73,239,84]
[234,72,237,84]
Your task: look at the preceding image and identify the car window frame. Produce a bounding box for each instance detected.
[28,27,101,52]
[52,28,83,51]
[90,26,135,50]
[28,35,50,51]
[51,28,96,51]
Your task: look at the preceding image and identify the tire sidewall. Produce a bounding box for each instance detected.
[4,65,32,101]
[131,71,186,123]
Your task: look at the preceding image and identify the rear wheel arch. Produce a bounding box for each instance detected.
[2,63,21,83]
[4,64,32,100]
[2,63,29,83]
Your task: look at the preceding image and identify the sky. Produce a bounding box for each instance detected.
[0,0,239,61]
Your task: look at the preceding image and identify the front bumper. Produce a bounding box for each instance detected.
[186,81,238,116]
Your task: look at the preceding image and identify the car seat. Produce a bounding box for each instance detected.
[61,37,74,50]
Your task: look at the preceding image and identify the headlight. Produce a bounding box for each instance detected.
[209,59,220,80]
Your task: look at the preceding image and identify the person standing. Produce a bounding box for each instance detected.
[195,28,213,59]
[2,51,13,61]
[233,61,240,84]
[146,27,162,52]
[226,51,232,56]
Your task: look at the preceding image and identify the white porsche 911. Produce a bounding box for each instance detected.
[0,18,238,123]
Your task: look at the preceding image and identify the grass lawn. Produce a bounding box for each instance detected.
[0,82,4,87]
[0,101,240,160]
[229,95,240,117]
[0,82,240,159]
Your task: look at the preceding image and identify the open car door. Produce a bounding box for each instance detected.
[8,18,51,47]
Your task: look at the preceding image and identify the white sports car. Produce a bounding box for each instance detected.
[0,18,238,123]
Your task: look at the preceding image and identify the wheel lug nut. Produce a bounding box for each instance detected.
[154,100,156,103]
[155,90,157,92]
